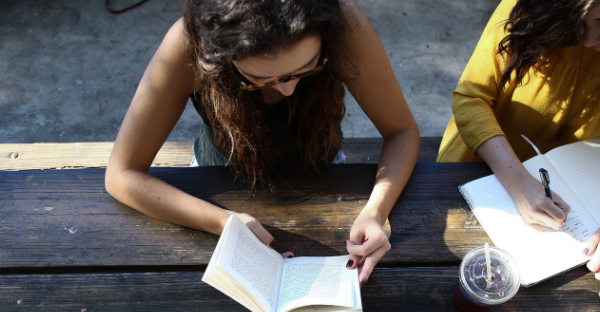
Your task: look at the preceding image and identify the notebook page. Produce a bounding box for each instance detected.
[545,137,600,224]
[461,155,595,285]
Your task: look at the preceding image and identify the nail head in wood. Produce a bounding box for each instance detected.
[10,152,19,159]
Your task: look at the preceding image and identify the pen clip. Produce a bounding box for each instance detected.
[539,168,550,186]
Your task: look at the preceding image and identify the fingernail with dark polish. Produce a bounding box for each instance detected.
[346,260,354,268]
[583,248,590,255]
[360,279,366,288]
[269,239,277,249]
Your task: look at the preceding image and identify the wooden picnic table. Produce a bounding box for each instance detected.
[0,140,599,311]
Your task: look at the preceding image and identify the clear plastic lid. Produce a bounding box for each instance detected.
[459,246,521,304]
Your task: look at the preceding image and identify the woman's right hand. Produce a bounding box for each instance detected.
[235,213,295,258]
[509,174,571,230]
[476,136,570,230]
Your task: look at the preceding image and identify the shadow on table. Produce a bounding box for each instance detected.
[155,163,599,311]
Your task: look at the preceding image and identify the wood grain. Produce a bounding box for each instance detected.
[2,161,597,311]
[0,267,596,311]
[0,163,490,268]
[0,137,442,171]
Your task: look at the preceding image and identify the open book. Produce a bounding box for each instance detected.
[459,137,600,287]
[202,214,362,312]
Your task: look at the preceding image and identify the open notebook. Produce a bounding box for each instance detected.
[459,137,600,287]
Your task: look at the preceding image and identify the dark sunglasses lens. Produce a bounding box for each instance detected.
[241,63,326,90]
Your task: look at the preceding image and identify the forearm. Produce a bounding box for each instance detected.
[476,135,570,228]
[362,127,420,225]
[105,169,232,235]
[475,135,530,194]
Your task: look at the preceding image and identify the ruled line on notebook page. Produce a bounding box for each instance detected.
[462,154,596,285]
[544,137,600,224]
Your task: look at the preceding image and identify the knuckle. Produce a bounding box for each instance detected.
[355,246,367,256]
[530,206,543,214]
[364,256,379,269]
[523,216,535,224]
[376,233,388,244]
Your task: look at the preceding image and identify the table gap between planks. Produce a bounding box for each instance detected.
[0,137,598,311]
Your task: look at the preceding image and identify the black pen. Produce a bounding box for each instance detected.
[539,168,567,223]
[539,168,554,201]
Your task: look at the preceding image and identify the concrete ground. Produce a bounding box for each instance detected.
[0,0,499,143]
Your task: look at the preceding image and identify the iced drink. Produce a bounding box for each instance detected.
[454,246,520,312]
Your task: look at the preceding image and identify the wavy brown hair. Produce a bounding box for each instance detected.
[183,0,358,190]
[498,0,598,88]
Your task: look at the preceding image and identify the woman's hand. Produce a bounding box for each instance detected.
[236,213,278,249]
[337,0,419,288]
[345,212,391,287]
[476,136,570,230]
[235,213,294,258]
[510,174,571,230]
[584,228,600,280]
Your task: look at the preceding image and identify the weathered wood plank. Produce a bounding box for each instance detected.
[342,137,441,164]
[0,137,442,171]
[0,163,490,268]
[0,267,597,311]
[0,141,194,171]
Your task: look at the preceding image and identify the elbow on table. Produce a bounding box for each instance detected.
[104,164,123,199]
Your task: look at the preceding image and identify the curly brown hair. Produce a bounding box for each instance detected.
[183,0,358,191]
[498,0,599,88]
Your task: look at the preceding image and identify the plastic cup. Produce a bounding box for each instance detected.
[453,246,520,312]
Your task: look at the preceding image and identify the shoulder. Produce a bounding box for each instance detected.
[480,0,517,47]
[149,18,197,93]
[159,18,191,63]
[338,0,370,36]
[136,18,196,97]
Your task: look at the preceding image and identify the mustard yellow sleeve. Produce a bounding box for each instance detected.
[452,0,516,153]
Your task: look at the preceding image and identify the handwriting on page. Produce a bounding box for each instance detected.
[521,155,598,244]
[463,167,593,285]
[231,229,280,307]
[278,264,342,310]
[558,212,590,243]
[545,139,600,224]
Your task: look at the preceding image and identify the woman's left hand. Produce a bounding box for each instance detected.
[584,228,600,280]
[345,212,391,287]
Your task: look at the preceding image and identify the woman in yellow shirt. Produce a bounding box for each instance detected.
[437,0,600,277]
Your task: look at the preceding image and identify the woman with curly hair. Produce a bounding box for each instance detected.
[105,0,419,285]
[437,0,600,276]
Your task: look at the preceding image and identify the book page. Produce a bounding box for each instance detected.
[461,155,597,285]
[545,137,600,224]
[218,215,285,312]
[202,215,266,312]
[277,255,354,312]
[291,269,361,312]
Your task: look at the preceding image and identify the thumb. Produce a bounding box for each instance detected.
[584,228,600,256]
[240,214,277,249]
[345,240,361,270]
